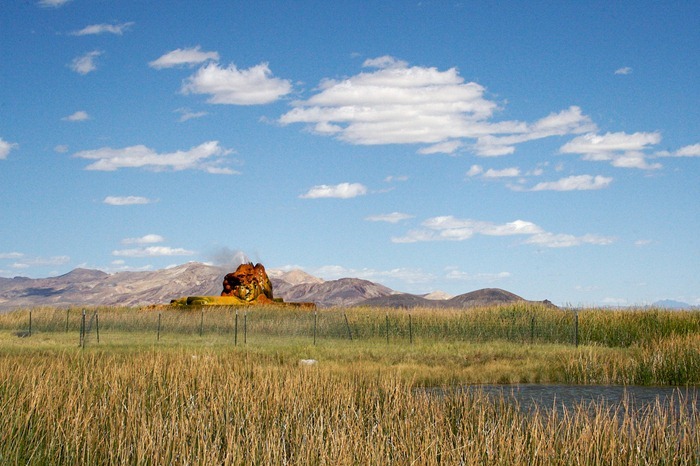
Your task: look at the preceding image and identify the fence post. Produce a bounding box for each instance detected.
[530,315,535,344]
[234,310,238,346]
[80,309,86,349]
[157,312,162,341]
[199,309,204,337]
[574,311,579,348]
[409,313,413,345]
[65,309,69,332]
[313,310,317,346]
[28,310,32,336]
[385,313,390,345]
[95,312,100,344]
[343,312,353,341]
[244,312,247,344]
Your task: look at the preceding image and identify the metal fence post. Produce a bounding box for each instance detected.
[313,310,317,346]
[343,312,353,341]
[574,311,579,348]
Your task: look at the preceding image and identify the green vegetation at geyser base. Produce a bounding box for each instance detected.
[1,304,699,464]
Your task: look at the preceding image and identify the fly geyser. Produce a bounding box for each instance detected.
[170,262,315,308]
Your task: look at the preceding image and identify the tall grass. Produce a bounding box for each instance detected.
[0,350,697,465]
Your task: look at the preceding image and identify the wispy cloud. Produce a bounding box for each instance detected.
[182,62,292,105]
[38,0,71,7]
[656,143,700,158]
[121,234,164,245]
[365,212,414,223]
[392,215,614,248]
[280,57,595,155]
[61,110,89,122]
[524,174,613,191]
[70,22,134,36]
[445,267,511,282]
[4,253,71,269]
[560,131,662,169]
[103,196,155,206]
[614,67,633,75]
[175,107,208,122]
[0,137,18,160]
[300,182,367,199]
[73,140,238,174]
[70,50,102,75]
[312,264,435,284]
[112,246,195,257]
[149,46,219,69]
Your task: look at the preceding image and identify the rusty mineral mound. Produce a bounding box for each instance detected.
[170,262,315,308]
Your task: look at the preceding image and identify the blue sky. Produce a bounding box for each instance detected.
[1,1,699,306]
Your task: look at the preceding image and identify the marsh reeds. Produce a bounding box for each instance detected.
[0,350,697,465]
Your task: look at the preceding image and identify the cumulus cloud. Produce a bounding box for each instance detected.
[71,22,134,36]
[182,62,292,105]
[121,234,164,245]
[392,215,614,248]
[280,58,595,155]
[112,246,195,257]
[614,67,633,75]
[526,174,613,191]
[62,110,89,121]
[299,182,367,199]
[560,131,662,169]
[73,140,238,174]
[70,50,102,75]
[365,212,414,223]
[0,137,18,160]
[103,196,154,206]
[149,46,219,69]
[483,167,521,178]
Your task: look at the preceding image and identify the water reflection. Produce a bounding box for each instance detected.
[464,384,698,416]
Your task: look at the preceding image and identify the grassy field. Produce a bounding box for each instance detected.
[0,304,699,464]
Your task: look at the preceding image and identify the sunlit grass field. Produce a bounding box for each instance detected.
[1,304,698,464]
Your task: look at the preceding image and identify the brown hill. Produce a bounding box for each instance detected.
[358,288,555,309]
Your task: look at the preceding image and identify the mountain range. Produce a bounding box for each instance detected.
[3,262,692,311]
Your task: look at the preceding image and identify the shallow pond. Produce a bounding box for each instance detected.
[462,384,698,416]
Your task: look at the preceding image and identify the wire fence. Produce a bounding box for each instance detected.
[3,304,700,349]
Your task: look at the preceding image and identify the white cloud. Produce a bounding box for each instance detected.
[560,131,662,169]
[71,22,134,36]
[0,137,18,160]
[392,215,613,248]
[121,234,164,245]
[524,232,615,248]
[10,255,70,269]
[614,67,633,75]
[38,0,71,7]
[112,246,195,257]
[656,143,700,158]
[417,140,463,155]
[384,175,409,182]
[70,50,102,75]
[466,165,483,177]
[0,252,24,260]
[445,268,511,282]
[527,174,612,191]
[182,62,292,105]
[149,46,219,69]
[175,107,208,122]
[300,182,367,199]
[635,239,652,247]
[73,140,238,174]
[362,55,409,69]
[62,110,89,122]
[365,212,414,223]
[483,167,520,178]
[474,106,597,156]
[103,196,154,206]
[313,264,434,284]
[280,58,595,156]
